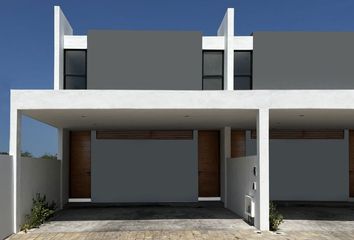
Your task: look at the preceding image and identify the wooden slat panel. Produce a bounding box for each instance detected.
[349,130,354,197]
[231,130,246,158]
[70,131,91,198]
[151,131,193,139]
[96,130,193,140]
[251,130,344,139]
[198,130,220,197]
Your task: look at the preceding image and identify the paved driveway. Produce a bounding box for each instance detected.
[277,205,354,238]
[24,205,253,233]
[7,205,354,239]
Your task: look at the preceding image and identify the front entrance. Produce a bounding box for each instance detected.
[198,130,220,197]
[70,131,91,198]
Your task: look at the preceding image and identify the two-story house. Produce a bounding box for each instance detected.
[8,6,354,232]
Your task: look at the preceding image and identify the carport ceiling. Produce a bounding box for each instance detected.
[23,109,258,130]
[270,109,354,129]
[23,109,354,130]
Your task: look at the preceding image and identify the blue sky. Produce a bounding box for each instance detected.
[1,0,354,156]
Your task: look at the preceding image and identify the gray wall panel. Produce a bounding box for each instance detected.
[253,32,354,89]
[87,30,202,90]
[245,130,349,201]
[91,131,198,202]
[0,155,13,240]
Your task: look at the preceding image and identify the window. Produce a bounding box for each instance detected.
[202,51,224,90]
[234,51,252,90]
[64,50,87,89]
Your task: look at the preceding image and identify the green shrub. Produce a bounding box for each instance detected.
[21,151,33,158]
[21,193,56,232]
[269,201,283,231]
[39,153,57,160]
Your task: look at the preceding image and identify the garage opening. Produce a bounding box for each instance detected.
[79,130,199,203]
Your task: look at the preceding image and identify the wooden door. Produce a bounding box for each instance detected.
[198,130,220,197]
[349,130,354,197]
[70,131,91,198]
[231,130,246,158]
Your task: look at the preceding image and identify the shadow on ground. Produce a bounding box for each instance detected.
[30,204,254,233]
[52,205,241,221]
[278,206,354,221]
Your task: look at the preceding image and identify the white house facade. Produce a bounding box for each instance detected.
[6,6,354,235]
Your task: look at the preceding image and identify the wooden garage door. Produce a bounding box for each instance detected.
[349,130,354,197]
[198,130,220,197]
[70,131,91,198]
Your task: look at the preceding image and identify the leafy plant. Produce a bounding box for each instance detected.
[40,153,57,160]
[0,151,8,155]
[269,201,283,231]
[21,151,33,158]
[21,193,56,232]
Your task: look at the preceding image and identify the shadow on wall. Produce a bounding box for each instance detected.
[52,205,242,221]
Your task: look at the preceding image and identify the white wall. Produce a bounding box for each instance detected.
[246,131,349,201]
[0,155,13,239]
[227,156,257,219]
[20,157,61,226]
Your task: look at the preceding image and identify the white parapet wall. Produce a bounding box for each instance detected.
[0,155,13,239]
[20,157,61,226]
[227,155,257,220]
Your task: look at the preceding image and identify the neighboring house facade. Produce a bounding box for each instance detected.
[8,6,354,233]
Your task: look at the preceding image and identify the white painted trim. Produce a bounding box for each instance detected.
[234,36,253,50]
[202,36,224,50]
[64,35,87,49]
[54,6,73,90]
[255,108,270,231]
[68,198,92,203]
[198,197,221,201]
[13,90,354,110]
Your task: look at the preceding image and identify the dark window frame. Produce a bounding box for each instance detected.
[64,49,87,89]
[202,50,224,90]
[234,50,253,90]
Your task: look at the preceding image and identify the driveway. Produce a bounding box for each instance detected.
[7,205,354,239]
[277,205,354,235]
[26,205,253,232]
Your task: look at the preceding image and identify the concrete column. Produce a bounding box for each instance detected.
[54,6,73,89]
[220,127,231,207]
[57,128,64,209]
[255,108,270,231]
[9,106,21,232]
[58,128,69,207]
[217,8,234,90]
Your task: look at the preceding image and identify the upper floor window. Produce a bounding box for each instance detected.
[64,50,87,89]
[202,51,224,90]
[234,51,252,90]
